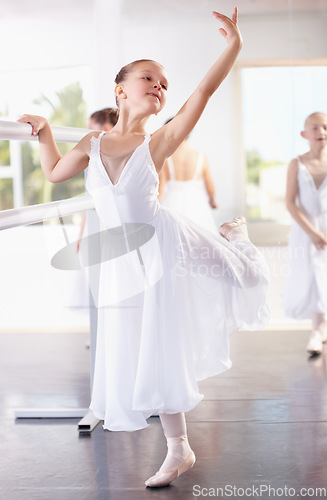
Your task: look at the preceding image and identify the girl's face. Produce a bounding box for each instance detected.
[302,114,327,148]
[118,61,168,115]
[88,118,113,132]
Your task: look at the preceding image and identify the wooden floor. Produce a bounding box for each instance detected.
[1,329,327,500]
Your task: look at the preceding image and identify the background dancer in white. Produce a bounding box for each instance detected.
[284,112,327,355]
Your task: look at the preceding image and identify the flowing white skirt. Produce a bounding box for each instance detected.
[89,207,270,431]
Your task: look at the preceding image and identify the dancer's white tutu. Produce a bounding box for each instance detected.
[284,158,327,319]
[84,131,269,431]
[161,155,217,234]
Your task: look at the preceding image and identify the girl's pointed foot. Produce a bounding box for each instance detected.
[307,331,323,355]
[145,451,196,488]
[219,216,247,241]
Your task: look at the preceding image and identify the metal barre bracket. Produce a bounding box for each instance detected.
[78,410,101,434]
[15,408,101,434]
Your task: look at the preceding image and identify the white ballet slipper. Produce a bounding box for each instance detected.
[219,216,248,241]
[306,331,323,355]
[145,451,196,488]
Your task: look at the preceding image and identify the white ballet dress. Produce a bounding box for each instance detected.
[284,157,327,319]
[161,155,217,234]
[84,131,270,432]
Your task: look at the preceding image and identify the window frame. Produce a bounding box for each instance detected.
[238,57,327,246]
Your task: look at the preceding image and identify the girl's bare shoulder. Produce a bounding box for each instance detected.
[288,157,299,172]
[78,130,103,155]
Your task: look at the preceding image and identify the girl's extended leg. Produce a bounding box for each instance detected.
[145,412,195,488]
[307,311,327,355]
[312,312,327,341]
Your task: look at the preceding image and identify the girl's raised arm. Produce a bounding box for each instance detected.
[17,114,92,183]
[153,8,242,162]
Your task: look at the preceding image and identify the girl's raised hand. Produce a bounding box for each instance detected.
[17,114,49,136]
[212,7,242,46]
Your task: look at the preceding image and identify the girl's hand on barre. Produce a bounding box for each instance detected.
[212,7,242,47]
[17,114,49,136]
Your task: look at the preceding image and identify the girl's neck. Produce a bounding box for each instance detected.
[113,109,149,136]
[308,145,327,161]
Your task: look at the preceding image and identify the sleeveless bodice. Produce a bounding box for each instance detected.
[297,157,327,218]
[85,132,160,228]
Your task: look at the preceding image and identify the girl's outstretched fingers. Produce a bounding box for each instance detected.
[212,8,242,45]
[213,7,238,23]
[232,6,238,23]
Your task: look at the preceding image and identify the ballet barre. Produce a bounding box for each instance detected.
[0,193,94,231]
[0,119,90,143]
[0,120,100,433]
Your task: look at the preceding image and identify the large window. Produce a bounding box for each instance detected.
[0,66,91,210]
[242,65,327,222]
[0,66,92,332]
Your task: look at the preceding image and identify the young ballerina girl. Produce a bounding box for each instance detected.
[18,8,269,488]
[284,112,327,356]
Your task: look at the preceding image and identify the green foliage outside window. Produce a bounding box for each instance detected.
[246,150,285,220]
[0,108,13,209]
[0,83,87,211]
[23,82,87,206]
[246,150,283,185]
[0,178,13,210]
